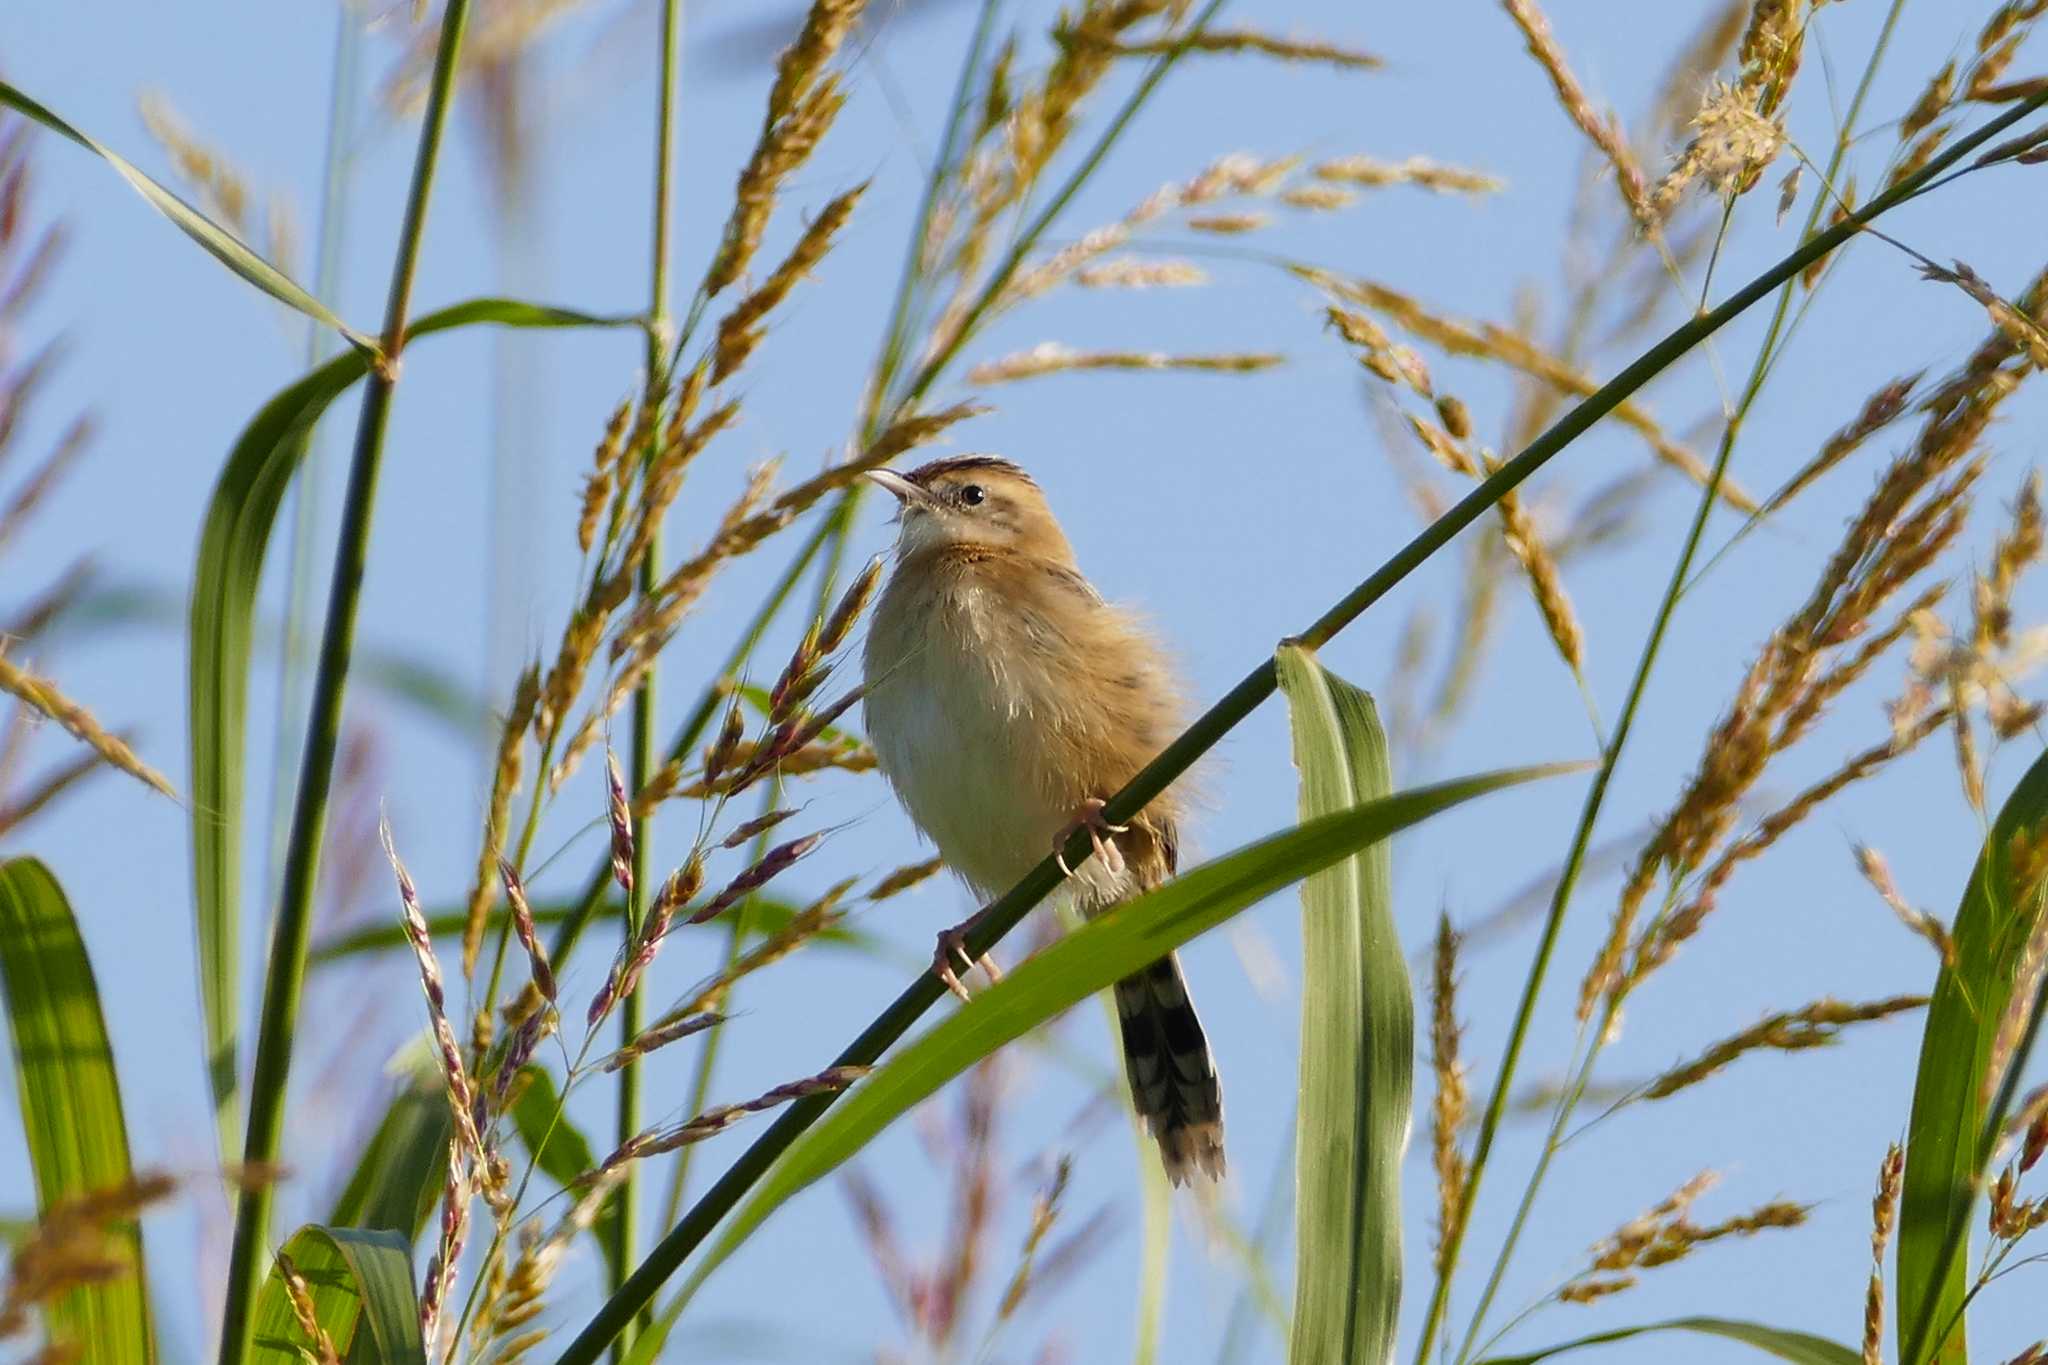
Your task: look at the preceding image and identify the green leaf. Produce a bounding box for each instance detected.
[0,857,157,1361]
[1277,645,1410,1365]
[250,1224,424,1364]
[0,81,370,348]
[1897,744,2048,1365]
[187,297,640,1153]
[327,1070,449,1240]
[308,894,869,967]
[1473,1315,1859,1365]
[628,759,1576,1357]
[508,1063,624,1283]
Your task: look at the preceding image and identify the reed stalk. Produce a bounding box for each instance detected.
[215,4,476,1361]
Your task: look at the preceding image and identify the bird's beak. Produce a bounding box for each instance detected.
[865,469,929,507]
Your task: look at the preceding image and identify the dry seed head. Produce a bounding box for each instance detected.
[2015,1081,2048,1171]
[605,750,633,895]
[868,854,945,901]
[497,858,557,1001]
[1865,1143,1903,1365]
[1775,164,1800,224]
[766,0,868,129]
[1558,1274,1636,1304]
[586,1065,868,1179]
[1313,154,1503,194]
[1493,484,1585,673]
[1281,185,1356,211]
[272,1251,339,1365]
[713,182,866,384]
[722,807,799,849]
[1296,265,1754,510]
[1185,211,1270,234]
[1637,995,1926,1101]
[820,554,885,655]
[1062,25,1382,70]
[1436,395,1473,440]
[1429,914,1471,1278]
[1073,257,1208,288]
[1765,372,1923,514]
[966,342,1283,385]
[1889,121,1955,190]
[463,663,539,976]
[706,79,848,299]
[381,819,485,1164]
[690,831,826,924]
[577,399,634,552]
[673,880,856,1018]
[0,655,176,799]
[1500,0,1653,231]
[604,1010,723,1072]
[704,699,748,790]
[1856,845,1958,968]
[1902,60,1957,143]
[418,1166,472,1357]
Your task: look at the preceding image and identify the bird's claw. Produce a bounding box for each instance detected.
[1052,797,1129,878]
[932,923,1001,1002]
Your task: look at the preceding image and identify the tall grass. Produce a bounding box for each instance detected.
[5,2,2048,1363]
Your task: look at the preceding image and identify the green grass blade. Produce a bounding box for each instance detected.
[0,857,157,1361]
[250,1225,423,1364]
[0,81,370,349]
[1472,1315,1859,1365]
[187,297,640,1156]
[625,761,1576,1356]
[1277,645,1410,1365]
[509,1063,623,1283]
[1896,744,2048,1365]
[327,1070,449,1239]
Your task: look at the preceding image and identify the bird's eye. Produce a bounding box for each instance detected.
[958,484,986,507]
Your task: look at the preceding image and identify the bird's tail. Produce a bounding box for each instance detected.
[1113,952,1225,1185]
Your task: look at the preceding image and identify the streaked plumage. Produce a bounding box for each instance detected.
[861,456,1225,1184]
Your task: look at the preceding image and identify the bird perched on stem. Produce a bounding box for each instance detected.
[861,456,1225,1185]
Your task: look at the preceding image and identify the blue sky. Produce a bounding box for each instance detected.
[5,1,2048,1361]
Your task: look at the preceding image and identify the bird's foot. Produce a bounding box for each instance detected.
[1052,797,1128,878]
[933,912,1003,1003]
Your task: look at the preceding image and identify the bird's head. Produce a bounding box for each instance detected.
[865,456,1074,561]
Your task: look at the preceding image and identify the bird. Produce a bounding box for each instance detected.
[860,455,1225,1185]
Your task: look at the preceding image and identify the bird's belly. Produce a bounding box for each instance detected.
[866,640,1067,899]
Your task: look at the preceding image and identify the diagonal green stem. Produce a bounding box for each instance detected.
[614,1,685,1349]
[551,90,2048,1359]
[215,3,475,1360]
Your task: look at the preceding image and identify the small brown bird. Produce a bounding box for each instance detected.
[862,456,1225,1184]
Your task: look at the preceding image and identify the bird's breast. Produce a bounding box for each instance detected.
[863,573,1076,897]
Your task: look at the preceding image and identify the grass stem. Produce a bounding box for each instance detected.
[214,3,475,1360]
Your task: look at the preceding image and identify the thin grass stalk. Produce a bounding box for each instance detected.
[215,4,476,1361]
[266,4,361,922]
[612,1,685,1348]
[1426,11,1916,1360]
[553,88,2048,1359]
